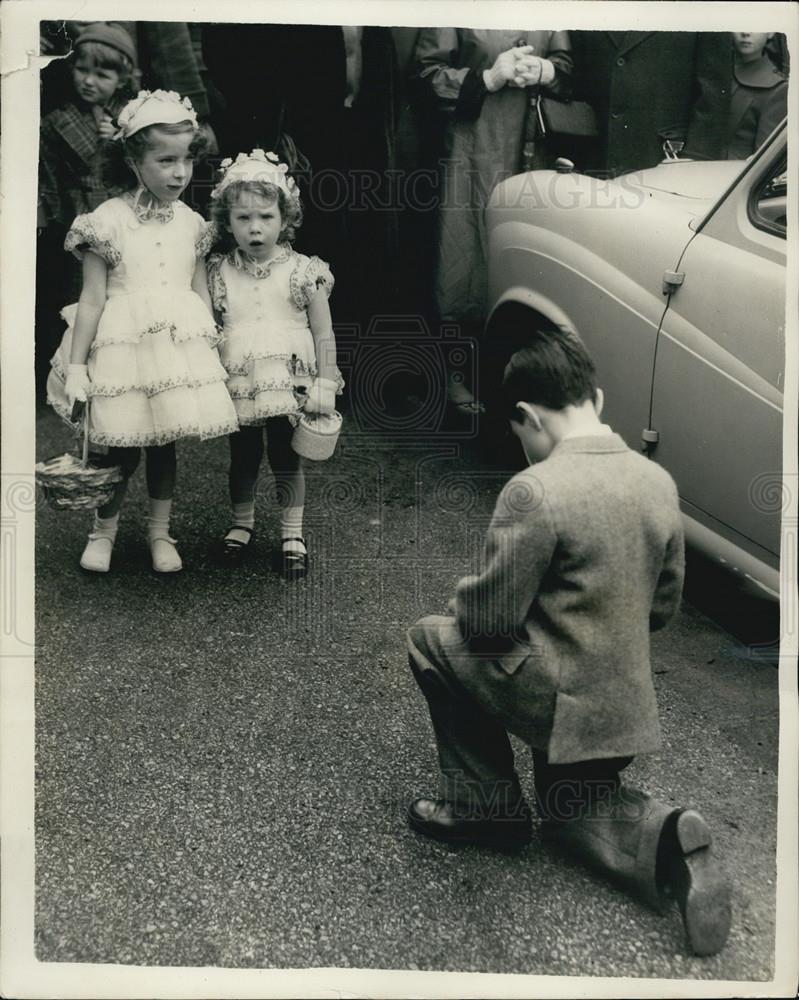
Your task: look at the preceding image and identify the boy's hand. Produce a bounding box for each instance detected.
[304,377,337,415]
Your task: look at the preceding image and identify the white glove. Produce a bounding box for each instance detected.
[304,377,337,415]
[65,363,90,407]
[482,45,534,93]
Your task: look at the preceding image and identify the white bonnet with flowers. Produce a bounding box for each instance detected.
[113,89,199,140]
[210,149,300,203]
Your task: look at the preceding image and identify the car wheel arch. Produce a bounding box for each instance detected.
[486,289,580,343]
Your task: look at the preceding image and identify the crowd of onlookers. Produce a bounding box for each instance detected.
[37,22,789,405]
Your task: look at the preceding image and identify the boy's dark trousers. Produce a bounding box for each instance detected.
[407,632,631,820]
[407,623,732,956]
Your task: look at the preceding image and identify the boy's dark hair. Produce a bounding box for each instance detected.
[208,179,303,251]
[101,121,209,192]
[502,329,598,421]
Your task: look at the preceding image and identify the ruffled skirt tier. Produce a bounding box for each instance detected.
[220,321,318,426]
[47,290,239,447]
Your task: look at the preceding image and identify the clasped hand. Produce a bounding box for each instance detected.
[484,45,549,92]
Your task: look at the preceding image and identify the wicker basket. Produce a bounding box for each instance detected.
[35,404,123,511]
[291,410,342,461]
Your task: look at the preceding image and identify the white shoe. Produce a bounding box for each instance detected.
[80,533,114,573]
[149,534,182,573]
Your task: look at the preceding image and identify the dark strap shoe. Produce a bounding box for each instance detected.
[407,797,532,850]
[219,525,254,566]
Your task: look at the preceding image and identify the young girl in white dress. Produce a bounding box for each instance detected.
[206,150,343,579]
[47,90,239,574]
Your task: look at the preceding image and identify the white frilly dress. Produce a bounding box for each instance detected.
[206,246,344,426]
[46,196,239,447]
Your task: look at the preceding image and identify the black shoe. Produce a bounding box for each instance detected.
[281,536,308,580]
[220,525,254,566]
[664,809,732,956]
[407,797,532,850]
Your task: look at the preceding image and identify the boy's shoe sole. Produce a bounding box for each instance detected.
[667,809,732,956]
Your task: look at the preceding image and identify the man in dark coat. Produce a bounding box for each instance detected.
[570,31,732,176]
[202,24,403,324]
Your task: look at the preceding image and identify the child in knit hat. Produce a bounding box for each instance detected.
[37,23,139,395]
[38,22,138,234]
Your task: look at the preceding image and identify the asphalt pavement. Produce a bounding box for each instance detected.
[33,402,781,983]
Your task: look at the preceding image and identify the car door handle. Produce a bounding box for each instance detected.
[662,270,685,295]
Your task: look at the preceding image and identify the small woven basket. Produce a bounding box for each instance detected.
[291,410,343,461]
[35,403,123,511]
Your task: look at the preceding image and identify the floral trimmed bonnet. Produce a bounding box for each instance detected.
[210,149,300,204]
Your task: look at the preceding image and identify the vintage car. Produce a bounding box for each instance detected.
[485,122,787,598]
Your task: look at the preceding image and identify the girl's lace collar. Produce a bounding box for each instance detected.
[124,187,176,224]
[230,245,291,279]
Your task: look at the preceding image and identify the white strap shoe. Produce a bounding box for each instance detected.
[149,534,182,573]
[80,532,114,573]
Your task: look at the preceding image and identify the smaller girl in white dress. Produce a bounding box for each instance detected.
[206,150,343,578]
[47,90,239,574]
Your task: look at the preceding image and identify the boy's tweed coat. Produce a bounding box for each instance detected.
[408,433,685,764]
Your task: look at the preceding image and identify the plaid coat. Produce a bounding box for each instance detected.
[39,101,122,228]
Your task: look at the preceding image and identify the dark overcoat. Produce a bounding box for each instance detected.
[570,31,732,176]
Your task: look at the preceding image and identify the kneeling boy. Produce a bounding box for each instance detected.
[406,330,731,956]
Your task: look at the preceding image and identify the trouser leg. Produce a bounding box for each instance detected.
[531,750,633,824]
[532,749,732,954]
[408,623,524,815]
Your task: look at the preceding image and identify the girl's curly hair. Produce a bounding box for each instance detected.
[208,179,303,253]
[101,121,210,192]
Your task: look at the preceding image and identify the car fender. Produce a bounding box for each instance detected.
[487,286,579,338]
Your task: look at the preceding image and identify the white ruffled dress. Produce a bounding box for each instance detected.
[206,247,344,426]
[46,196,239,447]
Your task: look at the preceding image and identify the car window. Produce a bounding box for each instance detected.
[750,160,787,237]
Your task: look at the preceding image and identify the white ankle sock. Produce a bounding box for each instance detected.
[232,501,255,529]
[280,506,305,553]
[147,497,173,540]
[226,501,255,546]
